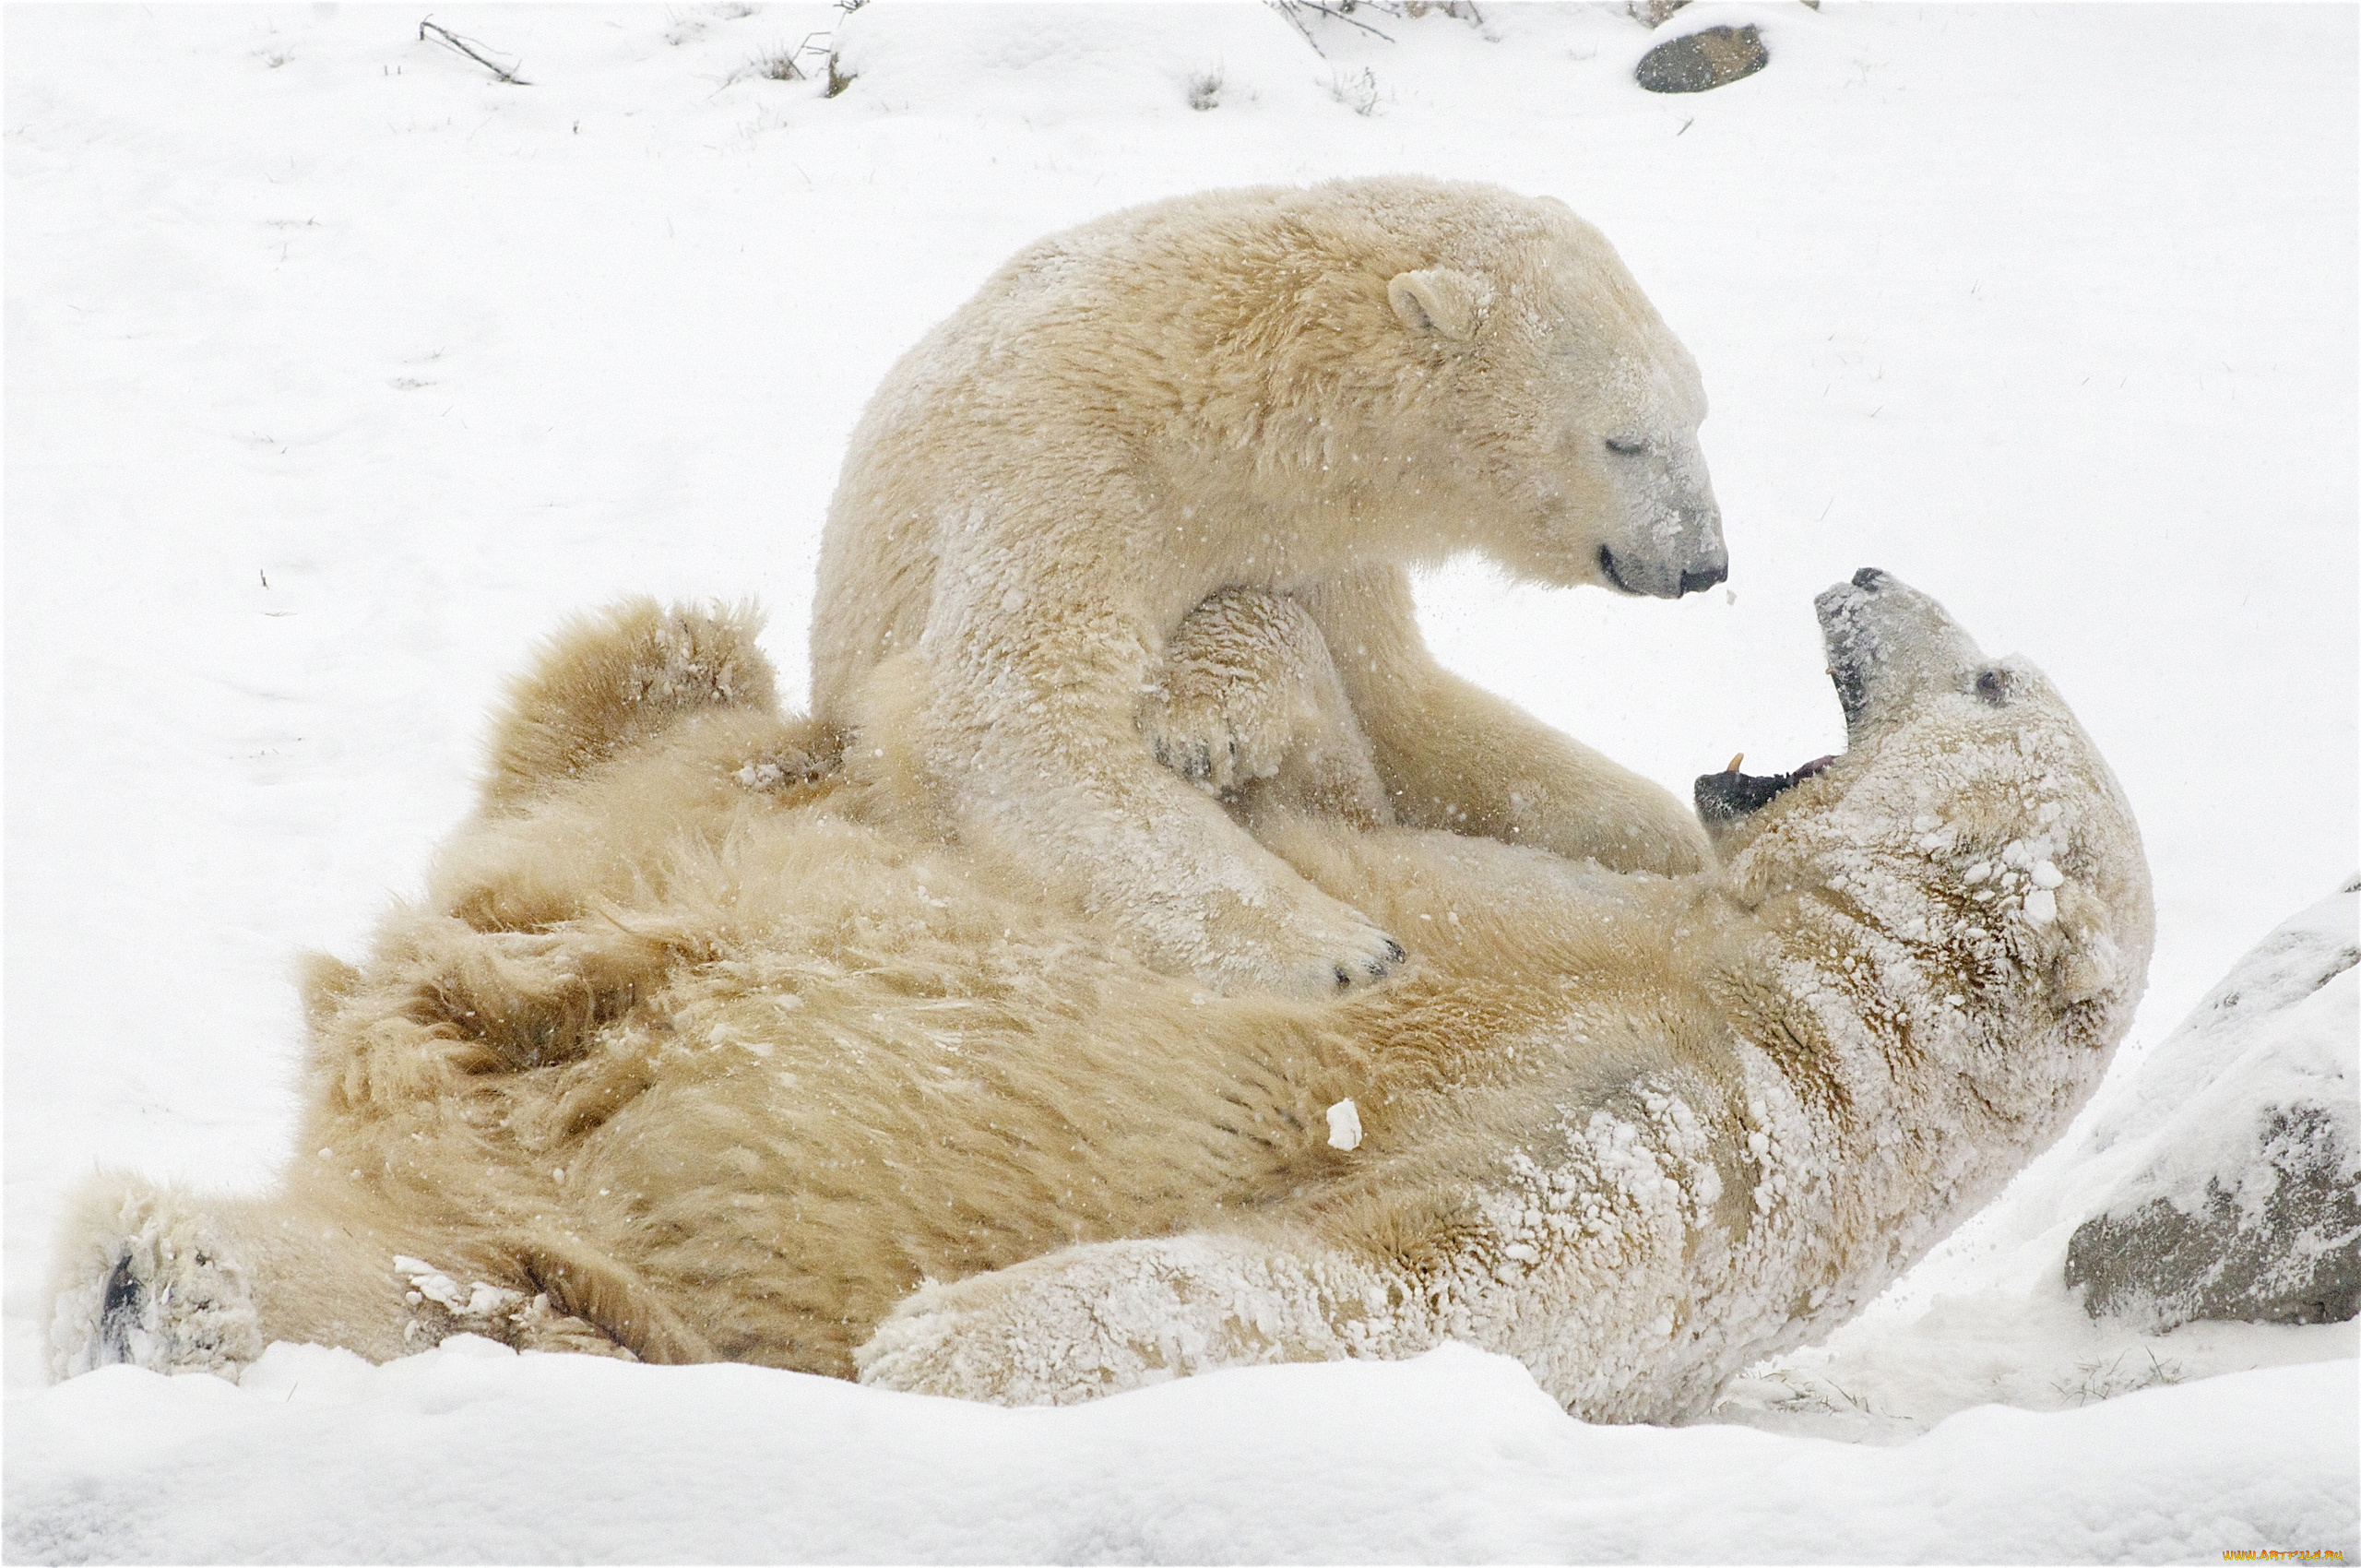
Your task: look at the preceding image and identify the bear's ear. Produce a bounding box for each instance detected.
[1388,268,1488,342]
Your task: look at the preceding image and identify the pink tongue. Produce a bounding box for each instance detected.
[1792,754,1837,780]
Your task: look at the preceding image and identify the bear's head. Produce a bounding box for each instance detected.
[1382,195,1726,600]
[1699,569,2153,1043]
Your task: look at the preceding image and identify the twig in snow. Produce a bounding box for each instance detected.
[1268,0,1327,55]
[1265,0,1397,56]
[419,18,532,86]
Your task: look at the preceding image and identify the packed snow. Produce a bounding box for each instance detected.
[1327,1097,1362,1151]
[6,3,2355,1562]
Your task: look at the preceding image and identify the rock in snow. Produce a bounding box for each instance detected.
[1634,25,1771,94]
[2064,877,2360,1329]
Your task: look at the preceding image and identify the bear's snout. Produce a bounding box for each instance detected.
[1813,570,1993,739]
[1668,500,1728,597]
[1679,548,1729,596]
[1598,509,1727,600]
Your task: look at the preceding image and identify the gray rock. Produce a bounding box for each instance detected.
[2066,1106,2358,1325]
[1634,24,1768,94]
[2063,877,2360,1331]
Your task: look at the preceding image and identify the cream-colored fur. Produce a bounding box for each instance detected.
[50,576,2150,1422]
[812,176,1726,998]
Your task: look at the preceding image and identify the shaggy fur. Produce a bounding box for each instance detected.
[50,575,2150,1422]
[813,176,1726,998]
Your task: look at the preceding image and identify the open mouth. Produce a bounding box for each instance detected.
[1694,569,1894,834]
[1692,752,1835,834]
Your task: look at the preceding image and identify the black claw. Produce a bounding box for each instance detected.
[102,1252,139,1314]
[1383,939,1406,963]
[1335,965,1352,990]
[99,1252,141,1364]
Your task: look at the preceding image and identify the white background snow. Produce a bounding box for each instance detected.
[6,3,2355,1561]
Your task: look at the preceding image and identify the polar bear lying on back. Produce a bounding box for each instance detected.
[813,176,1727,999]
[52,572,2150,1421]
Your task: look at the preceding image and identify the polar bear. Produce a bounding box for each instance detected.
[50,572,2151,1423]
[811,176,1726,999]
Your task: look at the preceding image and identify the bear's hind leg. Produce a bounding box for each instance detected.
[50,1173,266,1380]
[48,1172,469,1380]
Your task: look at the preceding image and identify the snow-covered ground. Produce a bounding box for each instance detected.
[7,1343,2351,1562]
[6,4,2355,1561]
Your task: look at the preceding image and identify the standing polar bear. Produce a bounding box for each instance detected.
[813,176,1726,998]
[51,572,2151,1424]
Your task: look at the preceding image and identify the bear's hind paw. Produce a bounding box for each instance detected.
[51,1181,263,1382]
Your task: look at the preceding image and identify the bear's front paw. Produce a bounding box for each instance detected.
[1142,681,1292,794]
[1217,885,1407,998]
[1302,917,1410,997]
[1144,586,1370,800]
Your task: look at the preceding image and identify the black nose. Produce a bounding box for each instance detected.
[1851,567,1888,590]
[1679,560,1728,595]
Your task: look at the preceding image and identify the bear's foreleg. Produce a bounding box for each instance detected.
[1303,567,1712,877]
[851,1231,1425,1407]
[921,556,1406,998]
